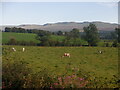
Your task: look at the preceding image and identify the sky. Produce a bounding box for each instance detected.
[0,2,119,25]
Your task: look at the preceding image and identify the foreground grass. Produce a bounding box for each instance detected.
[2,45,119,88]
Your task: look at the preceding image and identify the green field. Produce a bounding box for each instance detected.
[2,45,118,88]
[2,32,113,47]
[2,32,66,44]
[2,32,40,44]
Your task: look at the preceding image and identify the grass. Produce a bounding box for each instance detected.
[2,45,119,88]
[50,35,65,42]
[0,32,87,45]
[2,45,118,78]
[2,32,40,44]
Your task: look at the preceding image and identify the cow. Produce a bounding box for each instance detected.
[98,50,102,54]
[62,53,70,58]
[23,48,25,52]
[12,47,16,52]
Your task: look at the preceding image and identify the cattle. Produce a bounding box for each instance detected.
[12,47,16,52]
[62,53,70,58]
[98,50,102,54]
[23,48,25,52]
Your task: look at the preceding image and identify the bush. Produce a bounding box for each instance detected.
[2,60,31,88]
[7,38,17,45]
[2,59,53,88]
[112,41,118,47]
[51,74,88,88]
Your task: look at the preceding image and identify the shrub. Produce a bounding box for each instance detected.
[2,59,53,88]
[51,74,88,88]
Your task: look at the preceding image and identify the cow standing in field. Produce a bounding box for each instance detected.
[12,47,16,52]
[97,50,103,54]
[62,53,70,58]
[23,48,25,52]
[99,50,102,54]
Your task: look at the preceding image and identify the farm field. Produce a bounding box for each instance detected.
[2,45,119,88]
[2,32,66,44]
[2,32,39,44]
[2,32,114,47]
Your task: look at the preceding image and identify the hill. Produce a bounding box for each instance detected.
[1,21,118,32]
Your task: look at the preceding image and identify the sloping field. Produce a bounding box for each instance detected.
[2,45,119,88]
[2,32,39,44]
[3,46,118,78]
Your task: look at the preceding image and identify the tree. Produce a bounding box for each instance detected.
[8,38,17,45]
[115,28,120,43]
[36,30,51,46]
[83,23,100,46]
[57,31,63,35]
[65,28,80,39]
[70,28,80,38]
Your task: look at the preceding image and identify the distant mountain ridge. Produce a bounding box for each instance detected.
[1,21,118,32]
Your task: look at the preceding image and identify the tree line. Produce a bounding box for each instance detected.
[3,23,120,47]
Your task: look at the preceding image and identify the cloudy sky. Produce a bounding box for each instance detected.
[0,2,119,25]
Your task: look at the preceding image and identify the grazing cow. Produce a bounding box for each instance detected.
[23,48,25,52]
[62,53,70,58]
[12,47,16,52]
[98,50,102,54]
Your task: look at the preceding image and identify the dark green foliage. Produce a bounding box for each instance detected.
[115,28,120,43]
[7,40,37,46]
[4,27,52,35]
[2,60,31,88]
[36,30,52,46]
[110,28,120,46]
[2,51,53,88]
[57,31,63,35]
[65,28,80,39]
[5,27,26,33]
[7,38,17,45]
[112,41,118,47]
[105,42,109,47]
[70,28,80,38]
[83,23,100,46]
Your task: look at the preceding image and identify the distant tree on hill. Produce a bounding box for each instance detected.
[57,31,63,35]
[111,28,120,47]
[70,28,80,38]
[83,23,100,46]
[115,28,120,43]
[5,27,26,33]
[65,28,80,39]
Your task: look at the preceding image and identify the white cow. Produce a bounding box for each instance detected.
[62,53,70,58]
[12,47,16,52]
[98,50,102,54]
[23,48,25,52]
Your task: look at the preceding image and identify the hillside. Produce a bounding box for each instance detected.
[2,32,39,44]
[1,21,118,32]
[2,32,66,44]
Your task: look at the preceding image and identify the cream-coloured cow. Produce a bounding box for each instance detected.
[23,48,25,52]
[12,47,16,52]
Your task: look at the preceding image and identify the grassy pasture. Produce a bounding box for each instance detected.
[2,32,66,44]
[2,32,39,44]
[2,32,113,47]
[2,45,118,79]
